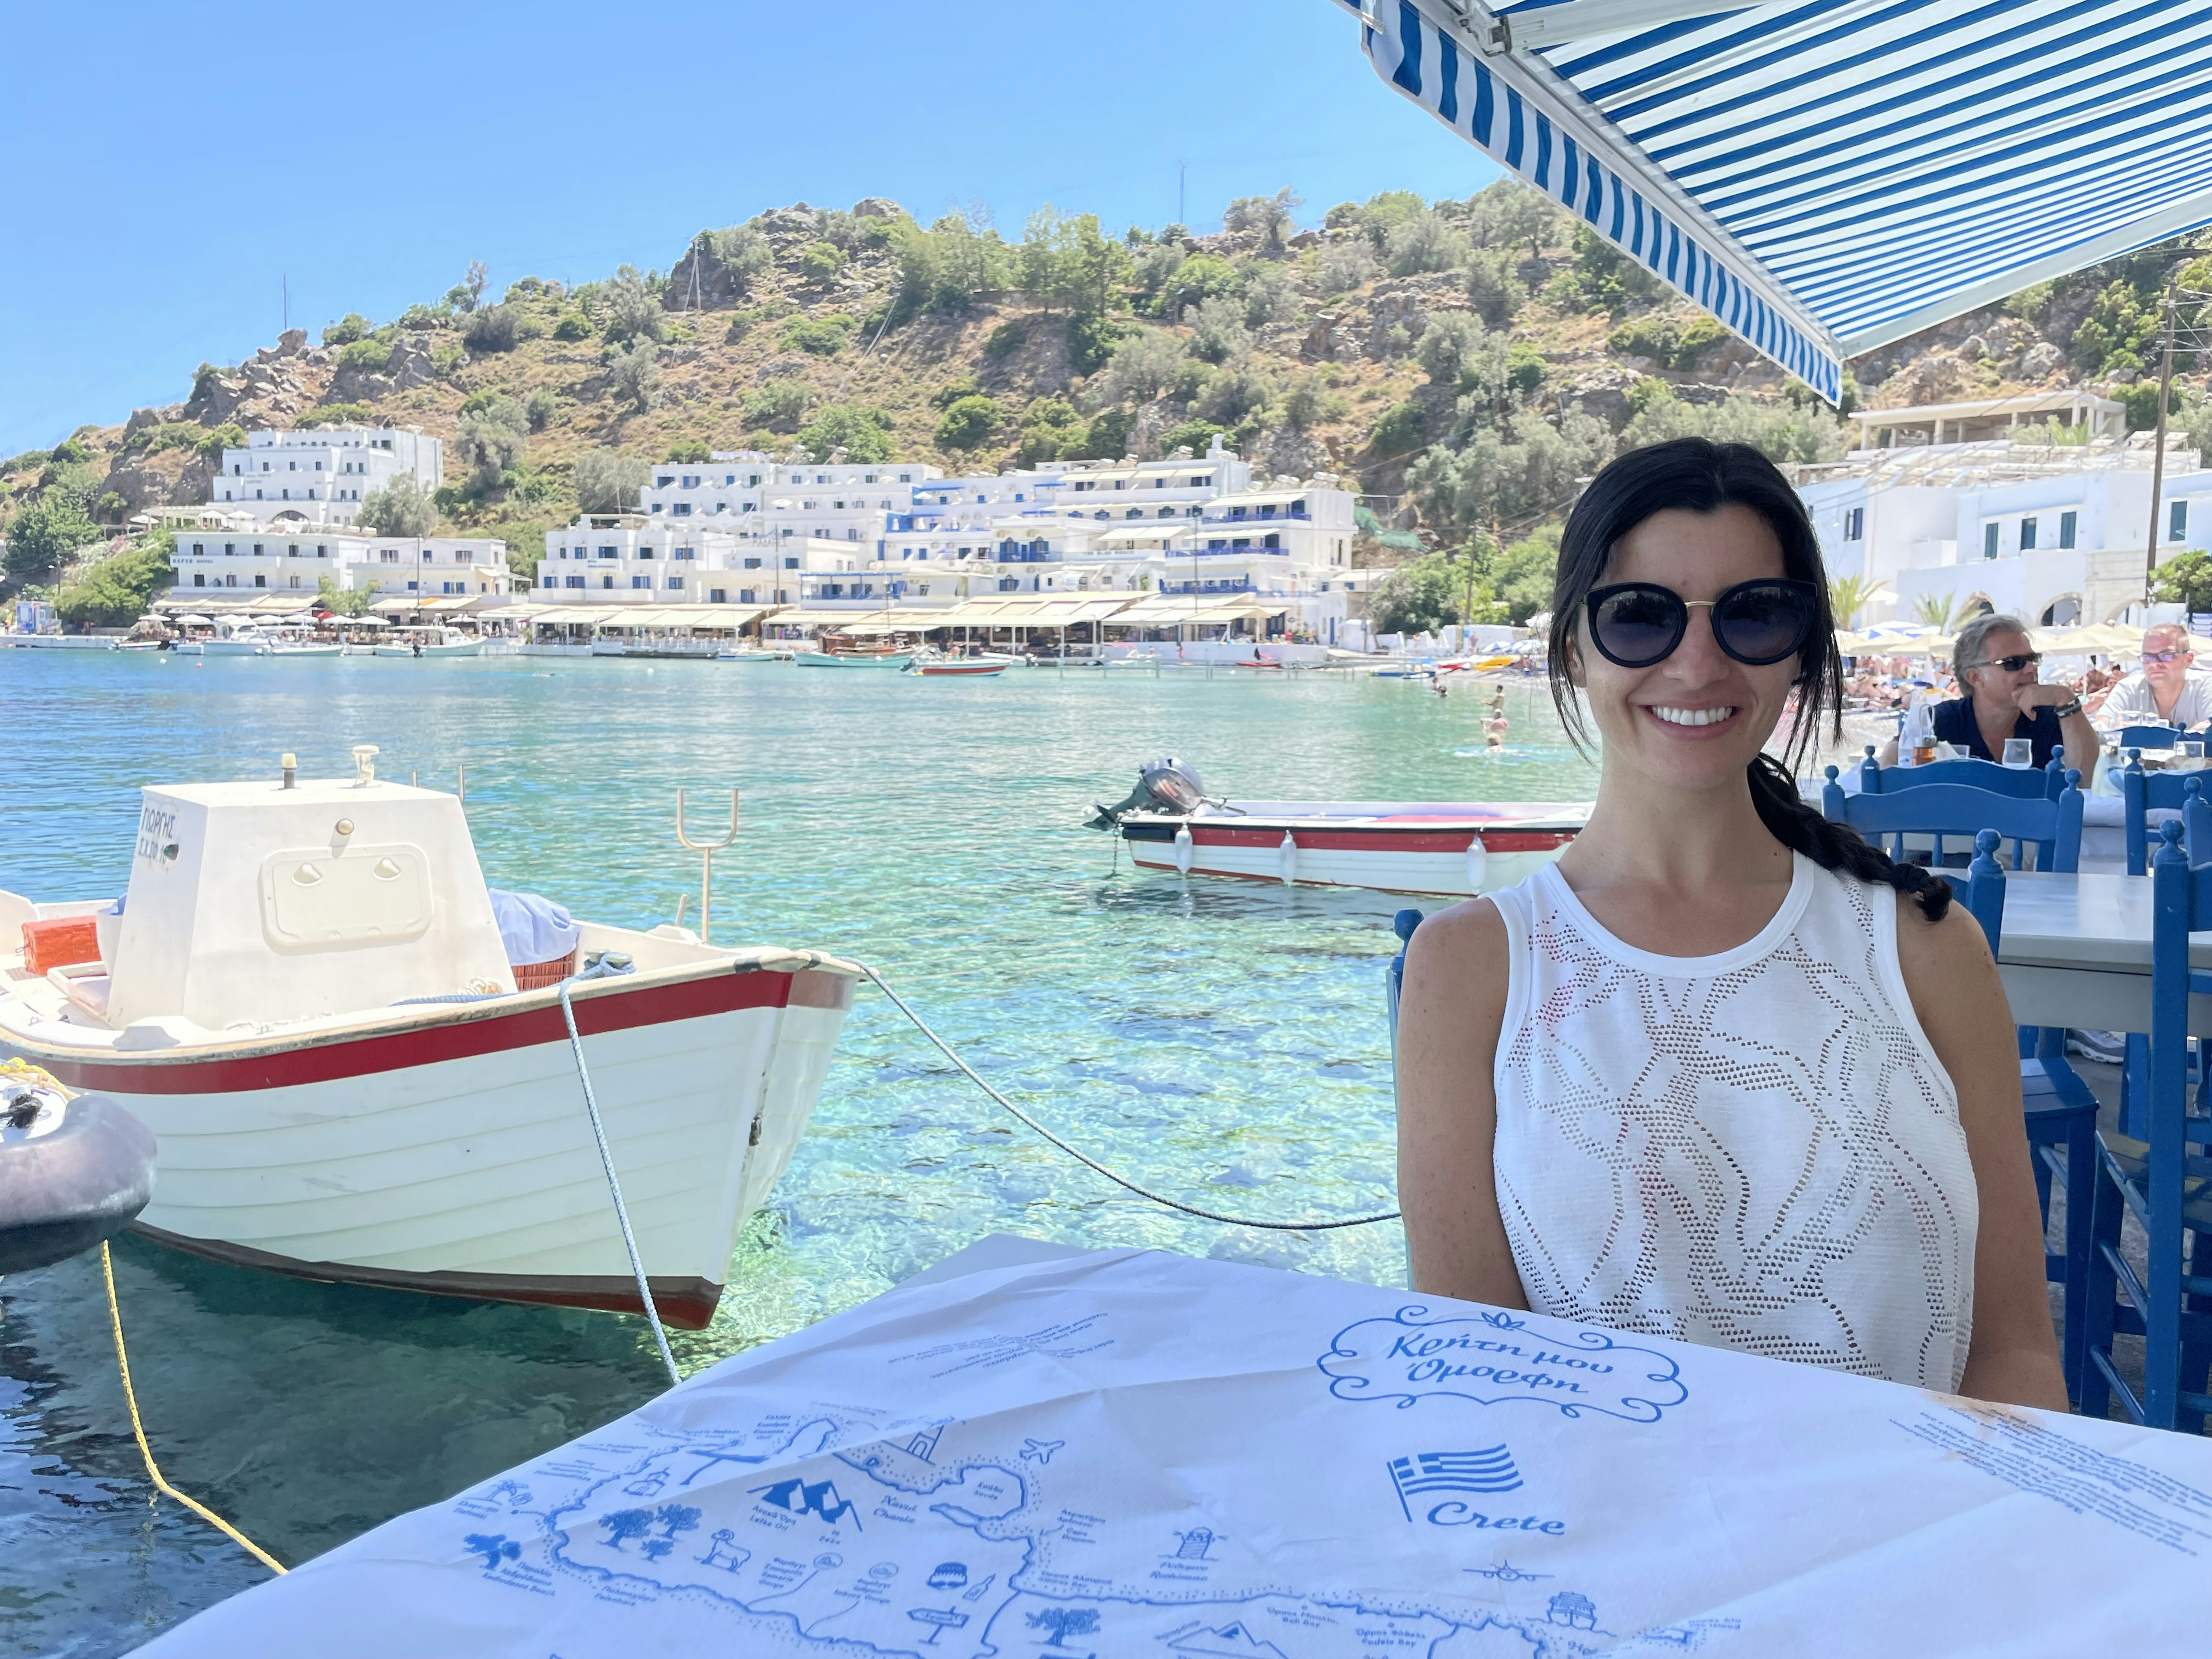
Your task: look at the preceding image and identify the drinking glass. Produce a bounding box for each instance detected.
[2001,738,2034,769]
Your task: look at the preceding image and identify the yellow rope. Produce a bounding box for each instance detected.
[100,1242,286,1575]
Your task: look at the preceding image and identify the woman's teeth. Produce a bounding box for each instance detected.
[1650,706,1735,727]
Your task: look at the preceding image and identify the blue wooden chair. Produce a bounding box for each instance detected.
[1823,769,2099,1397]
[2113,724,2181,752]
[2120,757,2212,875]
[1822,768,2083,874]
[1855,747,2070,803]
[1385,908,1421,1065]
[2078,818,2212,1432]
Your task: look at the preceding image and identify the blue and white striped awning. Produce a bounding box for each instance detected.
[1344,1,2212,402]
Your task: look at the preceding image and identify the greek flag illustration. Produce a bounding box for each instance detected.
[1388,1448,1521,1520]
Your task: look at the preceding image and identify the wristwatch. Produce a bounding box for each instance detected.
[2052,697,2084,719]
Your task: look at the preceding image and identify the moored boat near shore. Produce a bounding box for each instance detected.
[0,749,857,1327]
[1090,757,1587,896]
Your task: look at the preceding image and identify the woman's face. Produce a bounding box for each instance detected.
[1573,503,1802,793]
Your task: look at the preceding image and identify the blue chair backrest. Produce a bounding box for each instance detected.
[1385,907,1422,1042]
[1822,767,2082,872]
[2119,756,2212,874]
[1936,829,2007,951]
[2115,724,2180,752]
[1855,746,2066,800]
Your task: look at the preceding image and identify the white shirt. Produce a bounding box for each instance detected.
[2094,669,2212,730]
[1486,855,1977,1390]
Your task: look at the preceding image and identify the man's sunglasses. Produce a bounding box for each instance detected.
[1968,653,2042,673]
[1584,579,1819,669]
[2143,648,2190,666]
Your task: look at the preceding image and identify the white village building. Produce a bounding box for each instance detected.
[162,426,508,608]
[209,427,443,526]
[1793,391,2212,629]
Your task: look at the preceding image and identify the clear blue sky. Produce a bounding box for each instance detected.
[0,1,1499,457]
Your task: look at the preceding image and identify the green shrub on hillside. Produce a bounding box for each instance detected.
[48,437,92,466]
[1016,396,1084,464]
[122,421,208,454]
[800,405,895,464]
[574,448,650,514]
[4,491,100,578]
[934,394,1001,451]
[52,533,173,627]
[666,438,711,463]
[323,313,373,346]
[1368,400,1430,459]
[464,304,522,354]
[930,376,983,410]
[797,241,846,283]
[197,422,245,460]
[294,404,373,430]
[781,316,853,356]
[1149,253,1240,320]
[1673,316,1731,367]
[1607,317,1680,365]
[984,322,1026,359]
[525,388,560,430]
[358,476,438,537]
[338,337,391,372]
[745,380,815,430]
[1158,418,1225,457]
[552,312,593,341]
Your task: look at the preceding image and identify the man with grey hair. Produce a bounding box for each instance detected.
[2086,622,2212,730]
[1877,612,2098,775]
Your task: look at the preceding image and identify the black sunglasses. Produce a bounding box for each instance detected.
[1584,579,1819,669]
[1968,653,2041,673]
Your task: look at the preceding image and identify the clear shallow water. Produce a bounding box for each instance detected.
[0,651,1597,1654]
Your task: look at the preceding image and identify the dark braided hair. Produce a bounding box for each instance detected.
[1545,438,1952,923]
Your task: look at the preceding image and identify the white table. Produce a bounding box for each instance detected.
[139,1238,2210,1656]
[1995,870,2212,1035]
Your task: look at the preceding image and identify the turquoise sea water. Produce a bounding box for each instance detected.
[0,650,1597,1654]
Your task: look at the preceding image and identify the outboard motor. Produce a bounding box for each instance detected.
[1086,756,1224,829]
[0,1081,158,1273]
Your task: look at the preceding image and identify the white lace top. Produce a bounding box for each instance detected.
[1487,854,1978,1391]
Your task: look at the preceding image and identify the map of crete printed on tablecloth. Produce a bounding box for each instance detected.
[144,1248,2212,1656]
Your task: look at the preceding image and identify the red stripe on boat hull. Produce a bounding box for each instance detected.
[1181,827,1575,854]
[28,967,853,1096]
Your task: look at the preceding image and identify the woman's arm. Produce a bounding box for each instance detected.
[1894,896,2070,1411]
[1396,899,1529,1309]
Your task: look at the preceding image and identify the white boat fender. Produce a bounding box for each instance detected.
[1278,830,1298,886]
[1464,833,1488,892]
[1173,823,1194,874]
[0,1084,158,1274]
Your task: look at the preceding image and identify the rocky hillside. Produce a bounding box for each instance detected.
[5,183,2207,608]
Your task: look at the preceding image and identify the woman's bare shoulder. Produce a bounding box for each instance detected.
[1889,885,1994,972]
[1403,896,1512,1005]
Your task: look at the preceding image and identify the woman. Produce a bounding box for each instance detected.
[1873,611,2097,774]
[1397,439,2066,1410]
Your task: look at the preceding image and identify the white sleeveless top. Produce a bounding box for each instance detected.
[1487,854,1978,1391]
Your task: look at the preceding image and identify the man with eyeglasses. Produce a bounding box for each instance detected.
[2086,622,2212,731]
[1876,612,2098,775]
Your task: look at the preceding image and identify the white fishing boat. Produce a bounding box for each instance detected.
[373,626,483,660]
[0,747,857,1327]
[714,647,788,664]
[199,619,278,656]
[1089,758,1588,897]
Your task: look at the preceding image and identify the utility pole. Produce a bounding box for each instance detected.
[2145,275,2179,607]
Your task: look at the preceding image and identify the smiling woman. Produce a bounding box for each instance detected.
[1394,438,2069,1413]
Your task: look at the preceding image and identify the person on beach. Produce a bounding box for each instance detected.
[1396,438,2067,1411]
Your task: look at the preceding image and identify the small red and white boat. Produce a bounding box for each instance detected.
[1089,759,1587,897]
[0,750,857,1328]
